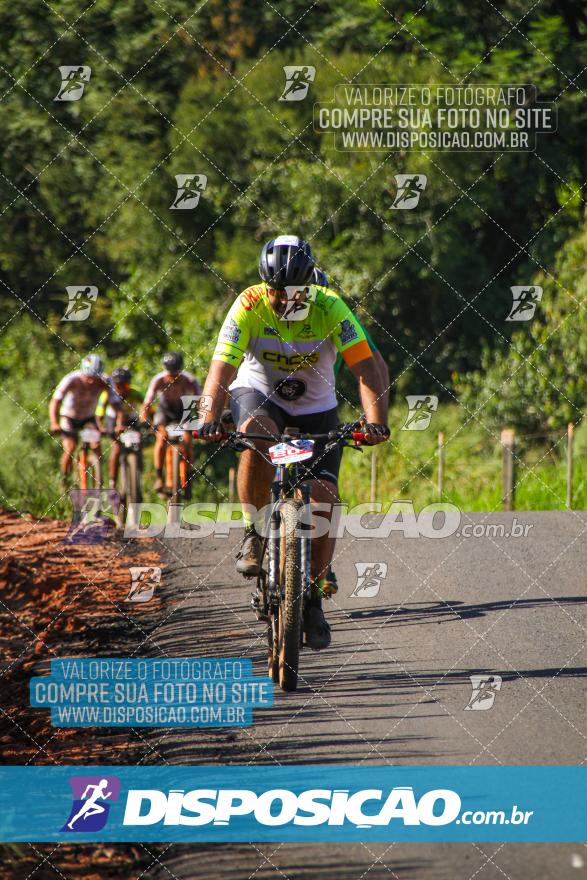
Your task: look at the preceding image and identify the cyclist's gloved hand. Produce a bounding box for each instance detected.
[199,421,225,441]
[362,423,390,444]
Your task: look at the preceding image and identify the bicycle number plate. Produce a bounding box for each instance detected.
[119,430,141,446]
[80,428,100,443]
[268,438,315,464]
[166,423,184,438]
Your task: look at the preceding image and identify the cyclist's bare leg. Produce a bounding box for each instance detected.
[237,415,277,512]
[154,425,166,470]
[61,435,77,478]
[307,478,339,582]
[181,432,193,463]
[181,432,193,493]
[109,440,120,483]
[235,415,277,574]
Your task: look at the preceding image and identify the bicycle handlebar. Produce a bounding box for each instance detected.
[193,423,371,446]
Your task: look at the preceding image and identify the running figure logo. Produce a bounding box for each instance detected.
[178,394,203,430]
[61,285,98,322]
[465,674,503,710]
[170,174,207,210]
[125,566,161,603]
[506,285,543,321]
[54,66,91,101]
[351,562,388,598]
[402,395,438,431]
[62,776,120,832]
[279,65,316,101]
[391,174,427,210]
[64,491,119,544]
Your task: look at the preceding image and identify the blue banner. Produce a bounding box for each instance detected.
[0,766,584,842]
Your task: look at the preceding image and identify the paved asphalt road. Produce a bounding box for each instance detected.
[143,510,586,880]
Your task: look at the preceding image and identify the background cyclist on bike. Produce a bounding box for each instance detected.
[140,352,201,497]
[49,354,116,492]
[96,366,143,490]
[198,235,389,650]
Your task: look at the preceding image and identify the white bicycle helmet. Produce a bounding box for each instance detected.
[81,354,104,376]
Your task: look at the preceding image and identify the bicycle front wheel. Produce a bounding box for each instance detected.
[278,498,304,692]
[171,445,181,502]
[126,451,140,504]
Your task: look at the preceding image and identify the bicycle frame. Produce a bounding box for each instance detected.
[164,423,191,497]
[195,423,367,614]
[194,423,368,689]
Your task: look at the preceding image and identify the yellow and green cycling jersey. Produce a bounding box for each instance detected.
[213,282,373,415]
[96,386,143,423]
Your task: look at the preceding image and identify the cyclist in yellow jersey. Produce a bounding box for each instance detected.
[199,236,389,650]
[96,366,143,490]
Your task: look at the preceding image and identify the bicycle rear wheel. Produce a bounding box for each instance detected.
[278,498,304,692]
[86,448,102,490]
[126,451,140,504]
[170,444,181,503]
[267,612,279,682]
[117,457,128,529]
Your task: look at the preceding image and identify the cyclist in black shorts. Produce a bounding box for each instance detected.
[198,236,389,649]
[141,353,201,495]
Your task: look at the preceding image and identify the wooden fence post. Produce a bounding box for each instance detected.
[437,432,445,501]
[567,423,574,510]
[501,428,516,511]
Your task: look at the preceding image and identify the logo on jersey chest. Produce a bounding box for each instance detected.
[262,350,320,372]
[274,378,307,401]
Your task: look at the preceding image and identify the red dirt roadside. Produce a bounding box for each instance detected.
[0,508,165,879]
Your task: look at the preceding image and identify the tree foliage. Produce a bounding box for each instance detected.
[0,0,586,431]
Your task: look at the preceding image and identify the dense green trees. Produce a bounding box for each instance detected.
[1,0,586,432]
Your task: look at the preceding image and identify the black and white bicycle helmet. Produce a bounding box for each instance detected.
[81,354,103,376]
[259,235,315,288]
[163,352,183,372]
[111,366,132,384]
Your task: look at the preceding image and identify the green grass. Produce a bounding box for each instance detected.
[0,396,71,520]
[1,394,585,520]
[339,403,587,512]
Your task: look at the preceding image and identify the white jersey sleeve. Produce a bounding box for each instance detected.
[143,372,166,406]
[52,371,78,401]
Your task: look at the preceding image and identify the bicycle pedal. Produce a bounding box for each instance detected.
[250,592,268,621]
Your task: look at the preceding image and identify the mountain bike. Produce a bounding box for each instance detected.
[116,424,149,528]
[78,426,102,489]
[53,425,103,490]
[195,423,368,691]
[164,423,192,503]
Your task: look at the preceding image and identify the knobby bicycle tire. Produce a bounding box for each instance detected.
[86,448,102,490]
[278,498,304,692]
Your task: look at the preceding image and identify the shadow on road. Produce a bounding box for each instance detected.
[347,595,587,623]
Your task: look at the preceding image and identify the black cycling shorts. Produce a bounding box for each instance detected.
[153,400,183,427]
[230,387,341,486]
[59,415,98,435]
